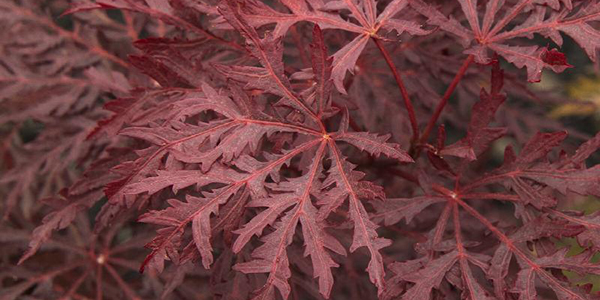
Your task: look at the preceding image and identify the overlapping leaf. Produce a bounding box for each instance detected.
[412,0,598,82]
[217,0,427,94]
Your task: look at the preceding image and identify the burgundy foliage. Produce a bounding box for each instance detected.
[1,0,600,299]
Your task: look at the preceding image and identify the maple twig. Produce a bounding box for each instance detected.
[419,55,474,145]
[372,37,419,142]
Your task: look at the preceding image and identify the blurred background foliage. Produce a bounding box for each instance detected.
[534,39,600,292]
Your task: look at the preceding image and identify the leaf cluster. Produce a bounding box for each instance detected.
[1,0,600,299]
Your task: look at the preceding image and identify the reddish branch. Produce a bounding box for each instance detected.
[372,37,420,142]
[420,55,475,145]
